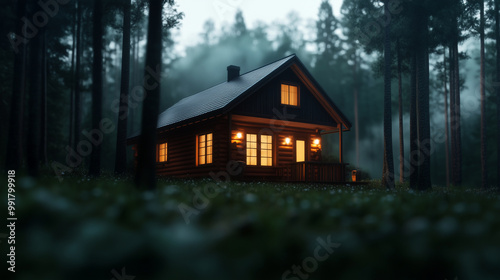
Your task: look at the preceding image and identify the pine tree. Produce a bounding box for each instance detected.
[135,0,163,189]
[115,0,132,175]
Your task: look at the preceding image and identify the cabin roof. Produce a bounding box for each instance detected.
[157,55,294,129]
[129,54,351,139]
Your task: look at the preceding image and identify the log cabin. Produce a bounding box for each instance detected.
[128,54,351,182]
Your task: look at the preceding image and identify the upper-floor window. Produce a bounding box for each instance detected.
[198,133,213,165]
[157,142,168,162]
[281,84,298,106]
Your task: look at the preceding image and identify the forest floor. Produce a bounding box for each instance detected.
[6,173,500,280]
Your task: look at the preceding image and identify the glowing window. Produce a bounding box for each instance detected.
[281,84,298,106]
[158,142,167,162]
[198,133,213,165]
[261,135,273,166]
[246,134,257,166]
[296,140,305,162]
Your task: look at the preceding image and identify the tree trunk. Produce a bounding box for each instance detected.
[5,0,27,171]
[135,0,163,189]
[89,0,103,176]
[444,50,450,187]
[495,0,500,188]
[115,0,132,174]
[480,0,487,188]
[409,52,418,190]
[27,21,43,177]
[353,50,359,168]
[73,0,82,153]
[383,2,395,190]
[40,30,48,166]
[416,7,431,190]
[397,39,404,183]
[454,40,462,186]
[449,45,456,186]
[69,1,76,149]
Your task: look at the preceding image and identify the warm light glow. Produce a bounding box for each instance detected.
[296,140,305,162]
[246,134,257,166]
[285,137,291,145]
[198,133,213,165]
[314,139,320,145]
[236,132,243,139]
[261,135,273,166]
[281,84,298,106]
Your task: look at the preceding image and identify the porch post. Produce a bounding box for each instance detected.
[338,123,343,163]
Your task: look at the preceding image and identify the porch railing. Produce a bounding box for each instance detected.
[279,162,348,183]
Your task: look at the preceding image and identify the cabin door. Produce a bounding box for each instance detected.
[296,140,306,162]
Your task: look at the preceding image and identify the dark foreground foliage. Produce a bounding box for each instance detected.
[6,174,500,280]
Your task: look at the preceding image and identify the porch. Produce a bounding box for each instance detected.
[278,161,348,183]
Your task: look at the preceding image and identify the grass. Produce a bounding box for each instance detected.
[6,173,500,280]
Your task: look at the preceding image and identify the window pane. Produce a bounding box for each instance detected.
[281,84,289,105]
[246,133,257,166]
[158,143,168,162]
[261,135,272,166]
[296,140,305,162]
[290,86,298,106]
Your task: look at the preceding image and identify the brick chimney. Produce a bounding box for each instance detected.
[227,65,240,82]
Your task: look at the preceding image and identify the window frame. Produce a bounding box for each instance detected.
[245,133,274,167]
[157,142,168,163]
[197,132,213,166]
[280,82,300,107]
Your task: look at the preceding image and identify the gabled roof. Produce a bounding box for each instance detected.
[156,55,295,129]
[129,54,351,139]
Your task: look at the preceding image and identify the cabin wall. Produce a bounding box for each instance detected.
[232,68,337,127]
[155,116,230,178]
[150,115,324,180]
[230,118,323,179]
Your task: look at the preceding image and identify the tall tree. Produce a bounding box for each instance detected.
[447,1,464,187]
[115,0,132,174]
[443,50,450,187]
[409,52,418,189]
[40,29,48,166]
[89,0,104,176]
[480,0,488,188]
[73,0,82,153]
[397,39,404,183]
[5,0,27,171]
[135,0,163,189]
[495,0,500,188]
[27,4,43,177]
[382,0,395,189]
[69,2,76,149]
[415,3,431,190]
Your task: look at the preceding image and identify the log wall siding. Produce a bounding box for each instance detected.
[147,115,326,180]
[154,117,229,178]
[230,119,323,179]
